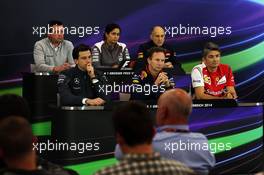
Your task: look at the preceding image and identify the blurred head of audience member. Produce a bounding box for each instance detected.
[155,88,215,175]
[0,94,31,121]
[0,116,37,170]
[113,101,155,154]
[96,101,195,175]
[156,88,192,126]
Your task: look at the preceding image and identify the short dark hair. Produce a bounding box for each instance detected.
[0,116,33,158]
[202,42,221,58]
[72,44,92,60]
[48,20,63,26]
[112,101,154,146]
[0,94,30,121]
[103,23,121,40]
[148,47,166,59]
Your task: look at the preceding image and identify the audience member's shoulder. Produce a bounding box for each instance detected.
[189,132,209,140]
[93,162,121,175]
[162,158,196,174]
[154,131,176,140]
[154,130,208,141]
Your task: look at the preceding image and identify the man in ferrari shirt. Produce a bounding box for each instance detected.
[191,42,237,99]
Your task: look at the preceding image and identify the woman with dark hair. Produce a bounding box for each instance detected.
[92,23,130,68]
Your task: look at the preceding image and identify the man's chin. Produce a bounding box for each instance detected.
[156,68,162,72]
[213,64,219,68]
[57,39,64,43]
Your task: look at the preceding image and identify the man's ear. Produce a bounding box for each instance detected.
[156,106,168,125]
[116,133,125,145]
[147,57,151,65]
[152,127,157,139]
[156,107,164,126]
[150,33,153,40]
[158,106,168,119]
[74,59,78,64]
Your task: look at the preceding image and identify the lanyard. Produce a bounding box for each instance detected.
[159,128,190,133]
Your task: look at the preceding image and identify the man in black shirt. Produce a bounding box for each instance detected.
[135,26,185,75]
[0,116,75,175]
[0,94,77,175]
[58,44,108,106]
[131,47,175,101]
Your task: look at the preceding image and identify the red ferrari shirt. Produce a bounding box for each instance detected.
[191,63,235,97]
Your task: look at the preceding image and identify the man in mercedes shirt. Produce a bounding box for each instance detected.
[58,44,108,106]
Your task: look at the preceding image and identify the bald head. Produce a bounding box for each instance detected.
[156,89,192,125]
[150,26,165,47]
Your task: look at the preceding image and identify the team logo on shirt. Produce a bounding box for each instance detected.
[132,74,140,83]
[203,75,211,85]
[74,78,80,85]
[138,52,144,58]
[58,74,66,84]
[217,76,227,85]
[140,71,148,80]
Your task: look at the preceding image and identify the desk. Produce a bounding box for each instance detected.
[22,72,191,120]
[50,102,263,174]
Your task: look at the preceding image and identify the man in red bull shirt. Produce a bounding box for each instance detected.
[131,47,175,100]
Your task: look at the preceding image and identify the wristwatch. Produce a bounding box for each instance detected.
[92,78,99,84]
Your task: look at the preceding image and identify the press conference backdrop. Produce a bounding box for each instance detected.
[0,0,264,101]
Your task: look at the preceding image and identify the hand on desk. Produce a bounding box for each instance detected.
[224,91,238,99]
[53,63,71,73]
[85,98,105,106]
